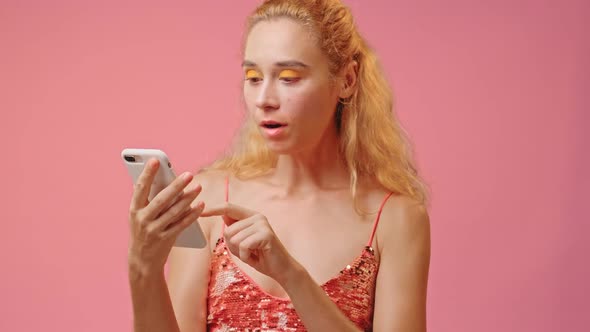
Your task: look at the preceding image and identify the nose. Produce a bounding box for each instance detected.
[255,80,280,111]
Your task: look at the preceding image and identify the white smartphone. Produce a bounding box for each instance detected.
[121,148,207,249]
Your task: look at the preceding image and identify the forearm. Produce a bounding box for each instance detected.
[129,266,180,332]
[281,263,361,332]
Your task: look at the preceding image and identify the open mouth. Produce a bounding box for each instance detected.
[260,121,287,137]
[261,121,287,129]
[263,123,285,129]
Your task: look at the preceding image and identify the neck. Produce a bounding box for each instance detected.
[270,125,350,197]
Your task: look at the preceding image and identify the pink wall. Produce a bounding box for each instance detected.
[1,0,588,331]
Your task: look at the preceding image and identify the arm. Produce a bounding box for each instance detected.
[281,264,363,332]
[372,198,431,331]
[129,216,212,332]
[129,244,212,332]
[129,264,182,332]
[165,246,212,332]
[166,172,226,332]
[129,171,222,332]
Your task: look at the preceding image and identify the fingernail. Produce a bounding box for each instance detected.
[181,172,193,181]
[150,158,159,168]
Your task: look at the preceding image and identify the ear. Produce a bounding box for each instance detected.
[338,60,358,100]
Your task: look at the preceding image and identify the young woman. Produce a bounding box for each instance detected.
[127,0,431,331]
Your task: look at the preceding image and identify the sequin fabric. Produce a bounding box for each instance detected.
[206,237,379,331]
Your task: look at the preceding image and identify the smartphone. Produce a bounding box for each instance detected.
[121,148,207,249]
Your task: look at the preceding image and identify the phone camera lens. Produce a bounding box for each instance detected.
[124,155,136,162]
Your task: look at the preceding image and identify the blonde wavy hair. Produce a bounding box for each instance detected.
[207,0,429,208]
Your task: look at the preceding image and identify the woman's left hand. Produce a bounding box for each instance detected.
[200,203,299,284]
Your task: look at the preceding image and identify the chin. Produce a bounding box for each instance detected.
[263,139,304,155]
[265,142,296,155]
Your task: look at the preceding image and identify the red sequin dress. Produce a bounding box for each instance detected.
[206,178,393,331]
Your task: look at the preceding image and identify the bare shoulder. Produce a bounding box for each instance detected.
[192,168,229,203]
[376,194,430,253]
[182,168,230,245]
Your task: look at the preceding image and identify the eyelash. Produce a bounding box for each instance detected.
[244,78,301,85]
[279,76,300,83]
[244,77,263,83]
[244,71,301,84]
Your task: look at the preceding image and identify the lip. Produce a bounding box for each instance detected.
[260,121,288,138]
[260,120,288,126]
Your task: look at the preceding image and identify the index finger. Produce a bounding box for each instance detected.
[201,203,258,224]
[142,171,194,220]
[130,158,159,211]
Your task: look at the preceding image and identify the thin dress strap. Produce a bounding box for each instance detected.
[367,192,394,247]
[219,175,230,236]
[224,175,229,203]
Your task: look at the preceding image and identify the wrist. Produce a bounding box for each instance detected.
[128,254,164,282]
[276,258,308,291]
[128,265,166,291]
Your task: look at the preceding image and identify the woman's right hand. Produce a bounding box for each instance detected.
[127,158,205,277]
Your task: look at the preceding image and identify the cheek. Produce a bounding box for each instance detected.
[283,95,310,118]
[288,89,336,127]
[243,87,257,113]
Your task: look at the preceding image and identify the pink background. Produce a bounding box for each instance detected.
[1,0,588,331]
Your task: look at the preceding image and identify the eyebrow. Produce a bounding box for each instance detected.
[242,60,309,68]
